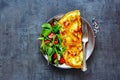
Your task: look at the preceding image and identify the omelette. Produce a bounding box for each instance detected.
[59,10,83,68]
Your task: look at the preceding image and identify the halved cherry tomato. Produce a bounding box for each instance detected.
[53,53,57,59]
[48,33,55,39]
[60,57,65,64]
[51,22,54,27]
[44,40,50,44]
[54,39,58,44]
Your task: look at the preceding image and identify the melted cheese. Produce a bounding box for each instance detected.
[59,10,83,68]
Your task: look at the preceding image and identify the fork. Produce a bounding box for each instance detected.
[82,23,89,71]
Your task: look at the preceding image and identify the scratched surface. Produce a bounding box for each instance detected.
[0,0,120,80]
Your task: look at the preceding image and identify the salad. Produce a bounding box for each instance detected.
[38,21,66,65]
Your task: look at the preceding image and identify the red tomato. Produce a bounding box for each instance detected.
[48,33,55,39]
[53,53,57,59]
[54,39,58,44]
[60,57,65,64]
[44,40,50,44]
[51,22,54,27]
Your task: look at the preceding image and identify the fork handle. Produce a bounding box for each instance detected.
[82,42,87,71]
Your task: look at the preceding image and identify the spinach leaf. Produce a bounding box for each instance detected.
[55,44,66,56]
[55,44,62,51]
[48,55,52,62]
[54,59,59,64]
[42,23,52,30]
[38,37,44,40]
[42,29,51,37]
[54,47,60,60]
[56,34,62,43]
[44,36,50,40]
[46,47,53,56]
[48,42,53,47]
[40,39,46,51]
[52,22,61,33]
[60,47,66,56]
[46,47,55,61]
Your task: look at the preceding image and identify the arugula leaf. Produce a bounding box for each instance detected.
[55,44,62,51]
[46,46,56,62]
[48,55,52,62]
[60,47,66,56]
[52,22,61,33]
[56,34,62,43]
[54,59,59,64]
[48,42,53,47]
[44,36,50,40]
[54,47,61,60]
[55,44,66,56]
[42,23,52,30]
[38,37,44,40]
[63,47,66,52]
[42,29,51,37]
[46,47,53,62]
[41,39,46,50]
[46,47,53,55]
[51,34,56,44]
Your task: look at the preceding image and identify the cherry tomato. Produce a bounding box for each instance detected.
[60,57,65,64]
[54,39,58,44]
[44,40,50,44]
[53,53,57,59]
[48,33,55,39]
[51,22,54,27]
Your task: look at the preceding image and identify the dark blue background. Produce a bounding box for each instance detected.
[0,0,120,80]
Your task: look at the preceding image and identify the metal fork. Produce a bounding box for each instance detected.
[82,23,89,71]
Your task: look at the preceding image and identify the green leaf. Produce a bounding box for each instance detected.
[55,44,62,51]
[46,47,55,62]
[38,37,44,40]
[47,47,53,56]
[48,42,53,47]
[51,35,56,44]
[52,22,61,33]
[42,23,52,30]
[54,47,58,54]
[42,29,51,37]
[56,34,62,43]
[54,47,60,60]
[48,55,52,62]
[54,59,59,64]
[63,47,66,52]
[60,47,66,56]
[41,39,46,51]
[44,36,50,40]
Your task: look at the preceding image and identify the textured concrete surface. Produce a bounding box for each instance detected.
[0,0,120,80]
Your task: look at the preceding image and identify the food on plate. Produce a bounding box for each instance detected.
[39,10,83,68]
[59,10,83,68]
